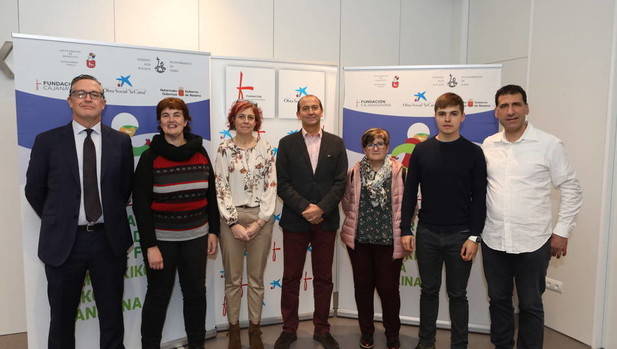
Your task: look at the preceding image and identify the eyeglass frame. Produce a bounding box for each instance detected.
[365,142,388,149]
[69,89,105,100]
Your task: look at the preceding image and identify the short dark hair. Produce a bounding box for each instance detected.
[69,74,104,98]
[156,97,192,134]
[361,128,390,148]
[434,92,464,113]
[296,95,323,113]
[495,84,527,106]
[227,100,263,131]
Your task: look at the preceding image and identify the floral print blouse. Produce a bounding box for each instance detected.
[214,137,277,226]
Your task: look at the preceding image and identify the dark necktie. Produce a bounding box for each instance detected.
[83,129,102,222]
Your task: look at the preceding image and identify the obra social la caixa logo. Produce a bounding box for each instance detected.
[282,86,309,104]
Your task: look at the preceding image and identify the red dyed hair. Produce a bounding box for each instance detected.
[227,100,263,131]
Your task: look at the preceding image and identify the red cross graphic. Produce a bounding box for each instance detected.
[222,298,227,316]
[303,272,313,291]
[236,72,254,100]
[272,241,281,262]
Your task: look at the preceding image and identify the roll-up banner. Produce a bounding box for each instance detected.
[340,65,501,332]
[13,33,213,349]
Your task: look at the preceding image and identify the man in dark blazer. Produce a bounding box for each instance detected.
[25,74,134,349]
[274,95,348,349]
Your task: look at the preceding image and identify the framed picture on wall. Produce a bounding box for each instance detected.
[277,69,326,119]
[225,66,276,119]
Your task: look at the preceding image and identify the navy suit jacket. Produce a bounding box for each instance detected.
[25,123,134,267]
[276,130,348,232]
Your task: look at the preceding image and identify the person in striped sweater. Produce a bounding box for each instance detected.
[133,97,220,349]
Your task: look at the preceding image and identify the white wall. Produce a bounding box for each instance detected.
[602,4,617,343]
[467,0,616,346]
[0,0,464,335]
[529,0,614,345]
[0,0,26,336]
[116,0,199,50]
[467,0,530,87]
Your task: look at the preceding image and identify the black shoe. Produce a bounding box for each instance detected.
[359,333,374,348]
[414,343,436,349]
[313,332,340,349]
[274,331,298,349]
[386,338,400,349]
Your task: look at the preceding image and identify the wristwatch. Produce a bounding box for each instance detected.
[468,235,481,243]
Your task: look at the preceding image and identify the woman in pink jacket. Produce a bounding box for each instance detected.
[341,128,412,349]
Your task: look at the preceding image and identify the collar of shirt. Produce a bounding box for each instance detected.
[302,128,322,139]
[72,120,102,137]
[494,122,539,144]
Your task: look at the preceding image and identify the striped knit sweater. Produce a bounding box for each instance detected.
[133,133,220,250]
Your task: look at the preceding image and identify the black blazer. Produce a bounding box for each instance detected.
[25,123,134,267]
[276,131,348,232]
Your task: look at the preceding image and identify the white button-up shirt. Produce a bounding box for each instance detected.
[482,123,583,254]
[72,120,104,225]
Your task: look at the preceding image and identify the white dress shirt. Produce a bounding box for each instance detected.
[482,123,583,253]
[72,120,104,225]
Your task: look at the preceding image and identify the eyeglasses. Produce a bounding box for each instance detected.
[236,114,256,121]
[300,105,321,112]
[70,90,105,100]
[366,142,387,149]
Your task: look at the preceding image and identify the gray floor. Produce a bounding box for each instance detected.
[0,317,589,349]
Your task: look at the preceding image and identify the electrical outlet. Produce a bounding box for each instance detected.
[546,277,563,293]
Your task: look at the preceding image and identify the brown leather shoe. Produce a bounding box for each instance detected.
[274,331,297,349]
[313,332,340,349]
[249,322,265,349]
[228,323,241,349]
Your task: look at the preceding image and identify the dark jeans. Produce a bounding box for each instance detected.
[141,235,207,349]
[281,224,336,334]
[45,225,127,349]
[347,243,403,345]
[415,224,472,349]
[482,240,551,349]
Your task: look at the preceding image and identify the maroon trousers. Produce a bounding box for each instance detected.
[281,224,336,334]
[347,243,403,343]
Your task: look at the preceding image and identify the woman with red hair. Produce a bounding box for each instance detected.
[215,100,277,349]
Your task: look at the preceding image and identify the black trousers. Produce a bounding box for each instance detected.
[482,240,551,349]
[347,243,403,346]
[415,224,472,349]
[141,235,207,349]
[45,225,127,349]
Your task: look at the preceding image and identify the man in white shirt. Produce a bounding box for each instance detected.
[482,85,583,349]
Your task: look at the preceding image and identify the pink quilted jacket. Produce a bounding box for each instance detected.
[340,158,409,259]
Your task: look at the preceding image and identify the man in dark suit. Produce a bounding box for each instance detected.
[25,74,134,349]
[274,95,348,349]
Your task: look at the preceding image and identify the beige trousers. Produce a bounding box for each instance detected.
[219,206,273,325]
